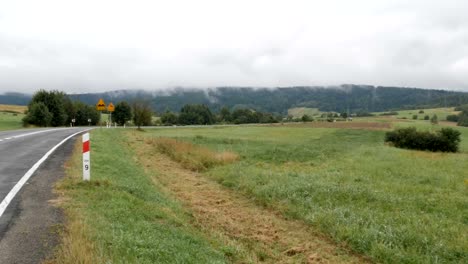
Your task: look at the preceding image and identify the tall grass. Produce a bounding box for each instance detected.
[149,137,238,171]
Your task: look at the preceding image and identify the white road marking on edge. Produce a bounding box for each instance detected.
[0,129,91,218]
[0,128,67,142]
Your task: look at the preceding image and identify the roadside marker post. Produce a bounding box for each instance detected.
[82,133,91,181]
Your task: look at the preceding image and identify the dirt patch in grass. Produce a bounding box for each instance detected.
[130,133,366,263]
[438,121,458,127]
[273,121,392,130]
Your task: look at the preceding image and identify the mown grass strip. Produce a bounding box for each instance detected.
[51,129,227,264]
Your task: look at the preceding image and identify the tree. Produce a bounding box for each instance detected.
[161,111,179,125]
[113,101,132,126]
[132,101,153,129]
[430,114,438,125]
[29,90,68,126]
[73,102,100,125]
[301,114,312,122]
[456,107,468,127]
[231,109,259,124]
[23,102,52,127]
[219,107,231,123]
[179,104,214,125]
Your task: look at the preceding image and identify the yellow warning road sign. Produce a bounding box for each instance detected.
[107,102,115,112]
[96,98,106,111]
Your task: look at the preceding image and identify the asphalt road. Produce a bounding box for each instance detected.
[0,127,89,263]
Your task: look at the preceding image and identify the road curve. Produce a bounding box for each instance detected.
[0,127,89,234]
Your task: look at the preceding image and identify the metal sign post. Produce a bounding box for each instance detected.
[107,102,115,128]
[96,98,106,127]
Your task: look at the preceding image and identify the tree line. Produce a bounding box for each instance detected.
[22,90,150,128]
[23,90,100,127]
[23,90,282,128]
[160,105,281,126]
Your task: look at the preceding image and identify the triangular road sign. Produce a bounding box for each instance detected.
[107,102,115,112]
[96,98,106,111]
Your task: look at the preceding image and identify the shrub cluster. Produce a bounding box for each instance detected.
[385,127,461,152]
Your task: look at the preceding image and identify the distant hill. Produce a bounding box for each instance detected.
[3,85,468,114]
[0,92,31,106]
[68,85,468,114]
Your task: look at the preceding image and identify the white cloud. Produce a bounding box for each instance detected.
[0,0,467,93]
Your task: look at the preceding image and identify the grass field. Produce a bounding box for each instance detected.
[375,107,459,121]
[288,107,322,118]
[52,112,468,263]
[0,104,26,130]
[0,111,24,130]
[138,123,468,263]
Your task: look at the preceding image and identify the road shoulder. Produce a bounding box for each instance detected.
[0,138,76,264]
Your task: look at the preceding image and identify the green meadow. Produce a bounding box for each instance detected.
[142,123,468,263]
[375,107,459,121]
[0,111,24,130]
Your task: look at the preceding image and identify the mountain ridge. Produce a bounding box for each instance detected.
[2,85,468,114]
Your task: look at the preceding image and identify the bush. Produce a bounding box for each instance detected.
[446,114,459,122]
[419,110,424,114]
[301,114,312,122]
[430,114,438,124]
[412,115,418,120]
[385,127,461,152]
[424,115,430,120]
[458,114,468,127]
[22,102,52,127]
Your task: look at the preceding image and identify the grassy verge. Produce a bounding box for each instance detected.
[142,125,468,263]
[51,129,227,263]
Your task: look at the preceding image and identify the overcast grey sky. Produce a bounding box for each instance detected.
[0,0,467,94]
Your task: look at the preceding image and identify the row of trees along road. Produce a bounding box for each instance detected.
[23,90,100,127]
[23,90,152,128]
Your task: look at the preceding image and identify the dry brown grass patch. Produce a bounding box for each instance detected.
[0,104,27,114]
[148,137,239,171]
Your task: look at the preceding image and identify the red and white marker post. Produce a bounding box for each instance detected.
[82,133,91,181]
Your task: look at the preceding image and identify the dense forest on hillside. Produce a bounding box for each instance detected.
[2,85,468,114]
[0,92,32,106]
